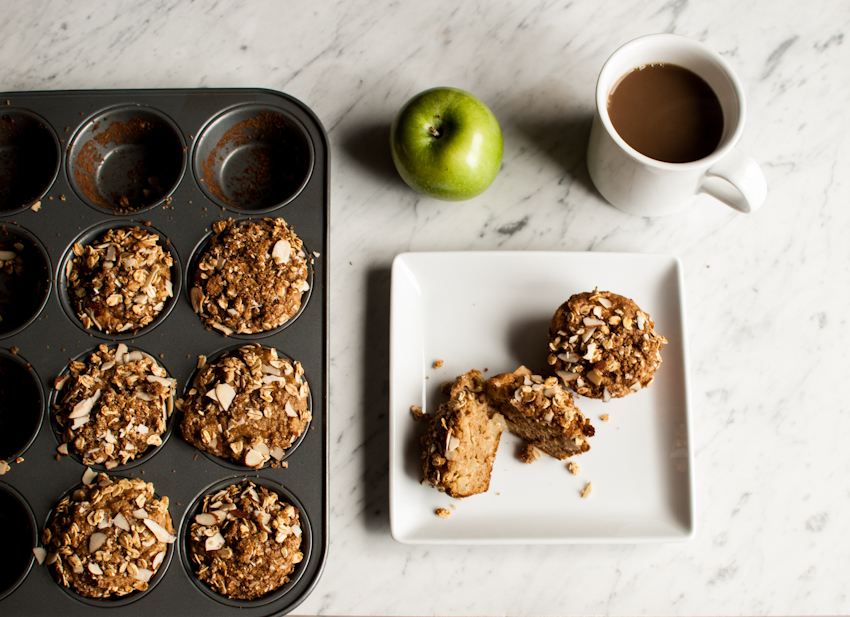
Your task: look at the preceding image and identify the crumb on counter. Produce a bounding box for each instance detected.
[581,482,593,498]
[568,461,580,475]
[433,359,444,369]
[435,508,451,518]
[600,414,610,422]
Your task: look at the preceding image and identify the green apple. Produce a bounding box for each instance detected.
[390,87,503,201]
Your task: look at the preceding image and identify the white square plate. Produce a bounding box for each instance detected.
[389,251,693,544]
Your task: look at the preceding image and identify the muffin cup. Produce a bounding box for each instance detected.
[179,476,312,607]
[49,345,177,471]
[0,349,44,463]
[41,478,174,607]
[0,224,52,339]
[0,109,60,214]
[179,343,312,471]
[67,106,186,215]
[57,220,182,340]
[0,482,37,601]
[186,224,313,339]
[193,105,314,212]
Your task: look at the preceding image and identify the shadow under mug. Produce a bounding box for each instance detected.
[587,33,767,217]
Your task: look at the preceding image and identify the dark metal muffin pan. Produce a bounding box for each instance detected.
[0,89,328,616]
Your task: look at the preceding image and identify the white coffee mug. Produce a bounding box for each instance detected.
[587,34,767,216]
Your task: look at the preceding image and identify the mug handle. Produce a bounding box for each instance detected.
[700,148,767,213]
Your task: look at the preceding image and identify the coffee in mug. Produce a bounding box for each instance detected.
[607,63,723,164]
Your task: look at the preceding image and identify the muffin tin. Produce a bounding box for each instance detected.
[0,89,328,616]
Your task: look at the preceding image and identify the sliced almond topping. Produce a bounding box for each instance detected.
[132,508,148,519]
[270,445,285,460]
[244,448,265,468]
[88,562,103,576]
[195,513,218,526]
[190,287,204,313]
[205,532,225,551]
[82,467,98,485]
[113,512,130,531]
[581,482,593,498]
[32,547,47,564]
[215,383,236,411]
[152,550,166,570]
[143,518,176,543]
[134,568,153,582]
[271,239,292,264]
[69,389,102,419]
[89,532,107,553]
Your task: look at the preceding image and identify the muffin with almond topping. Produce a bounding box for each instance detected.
[53,344,175,468]
[43,473,175,598]
[179,344,310,468]
[485,366,594,459]
[548,289,667,400]
[190,218,309,335]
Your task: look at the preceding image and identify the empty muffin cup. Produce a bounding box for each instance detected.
[180,476,311,607]
[0,349,44,464]
[68,106,186,214]
[0,483,37,601]
[0,224,52,338]
[0,109,60,214]
[194,105,314,211]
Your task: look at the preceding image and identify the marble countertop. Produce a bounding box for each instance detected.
[2,1,848,615]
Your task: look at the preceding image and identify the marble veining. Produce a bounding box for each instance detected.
[2,0,849,615]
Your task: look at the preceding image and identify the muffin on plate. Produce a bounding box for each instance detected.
[548,289,667,400]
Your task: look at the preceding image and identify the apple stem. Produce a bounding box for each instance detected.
[428,125,442,139]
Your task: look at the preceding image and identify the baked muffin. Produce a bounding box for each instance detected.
[548,289,667,400]
[53,344,175,468]
[190,218,309,335]
[486,366,594,460]
[421,370,504,498]
[42,472,175,598]
[187,480,303,600]
[66,227,174,334]
[179,345,310,468]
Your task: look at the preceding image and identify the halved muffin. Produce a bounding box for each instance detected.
[486,366,594,460]
[421,370,504,498]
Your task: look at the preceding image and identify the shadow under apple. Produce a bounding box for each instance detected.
[339,122,408,189]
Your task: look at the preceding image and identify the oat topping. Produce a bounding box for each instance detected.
[42,473,174,598]
[179,344,310,468]
[435,507,451,518]
[188,480,303,600]
[53,344,175,469]
[66,227,174,334]
[548,289,667,399]
[191,218,309,335]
